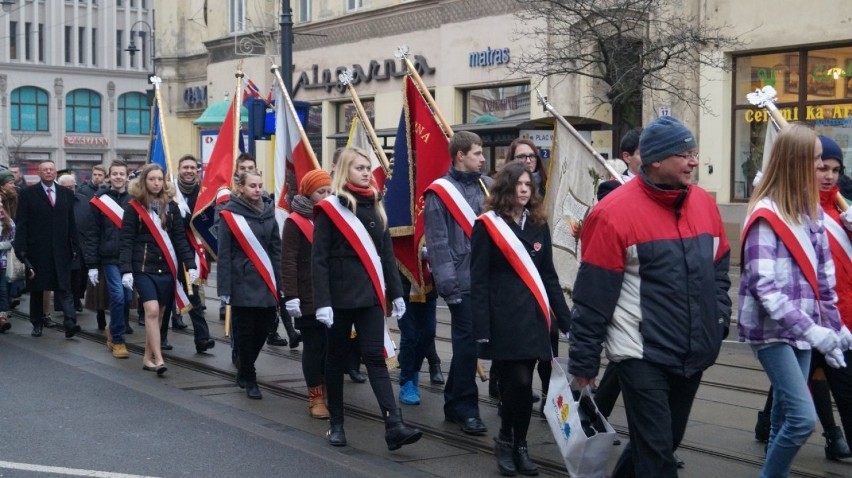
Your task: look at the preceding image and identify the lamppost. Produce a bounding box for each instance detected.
[0,1,13,12]
[125,20,156,78]
[280,0,293,95]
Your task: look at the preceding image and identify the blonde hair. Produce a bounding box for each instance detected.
[332,147,387,228]
[129,163,175,227]
[748,124,819,225]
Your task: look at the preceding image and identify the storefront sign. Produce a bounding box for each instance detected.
[520,129,553,159]
[744,105,852,123]
[293,55,436,96]
[183,85,208,109]
[469,47,510,67]
[64,136,108,146]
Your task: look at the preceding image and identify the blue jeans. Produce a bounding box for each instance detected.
[444,295,480,420]
[756,343,815,478]
[104,264,131,344]
[398,296,437,385]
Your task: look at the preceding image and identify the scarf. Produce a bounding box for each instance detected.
[178,177,198,195]
[290,194,314,218]
[346,182,375,198]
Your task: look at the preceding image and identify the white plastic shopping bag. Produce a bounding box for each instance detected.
[544,357,616,478]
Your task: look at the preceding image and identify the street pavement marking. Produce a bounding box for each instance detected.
[0,461,160,478]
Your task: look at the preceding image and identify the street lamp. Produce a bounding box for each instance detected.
[0,1,14,13]
[125,20,155,76]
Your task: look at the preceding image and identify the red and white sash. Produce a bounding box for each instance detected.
[316,196,386,313]
[478,211,551,330]
[186,229,209,281]
[219,209,278,301]
[742,199,819,297]
[129,200,192,312]
[426,178,477,238]
[91,194,124,228]
[824,214,852,276]
[289,213,314,244]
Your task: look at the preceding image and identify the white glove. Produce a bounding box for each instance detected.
[391,297,406,319]
[121,273,133,290]
[188,268,199,284]
[0,240,11,251]
[220,296,230,305]
[802,324,840,355]
[825,347,847,369]
[752,170,763,188]
[87,268,99,286]
[316,306,333,328]
[285,298,302,319]
[841,209,852,231]
[839,326,852,351]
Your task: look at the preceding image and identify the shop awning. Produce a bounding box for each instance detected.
[193,99,249,126]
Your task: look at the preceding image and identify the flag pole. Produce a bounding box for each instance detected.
[338,70,391,176]
[535,89,624,184]
[233,64,244,189]
[396,45,454,138]
[269,63,321,170]
[150,77,174,179]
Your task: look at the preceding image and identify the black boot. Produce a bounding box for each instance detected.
[755,411,770,443]
[245,380,262,400]
[513,440,538,476]
[282,316,301,349]
[384,409,422,451]
[327,421,347,447]
[824,426,852,460]
[493,434,517,476]
[429,363,445,384]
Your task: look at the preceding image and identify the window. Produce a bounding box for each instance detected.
[116,30,123,66]
[66,89,102,133]
[117,92,150,135]
[65,26,72,63]
[229,0,246,33]
[78,27,85,64]
[139,31,147,69]
[11,86,50,132]
[464,84,531,123]
[9,22,16,60]
[24,22,31,61]
[731,44,852,201]
[337,99,373,133]
[346,0,363,12]
[298,0,311,22]
[91,27,97,66]
[38,24,44,62]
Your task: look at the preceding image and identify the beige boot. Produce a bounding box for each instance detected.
[308,386,330,419]
[112,343,129,359]
[0,312,10,332]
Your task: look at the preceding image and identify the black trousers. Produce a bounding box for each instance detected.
[161,283,210,343]
[325,306,396,424]
[30,288,76,325]
[815,349,852,438]
[594,361,621,418]
[611,359,702,478]
[496,359,537,443]
[233,306,276,381]
[299,319,326,388]
[444,295,481,420]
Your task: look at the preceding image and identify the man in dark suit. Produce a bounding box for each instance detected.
[13,159,80,338]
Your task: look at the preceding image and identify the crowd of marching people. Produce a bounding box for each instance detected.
[3,118,852,477]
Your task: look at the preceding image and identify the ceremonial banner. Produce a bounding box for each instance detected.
[347,116,387,190]
[272,85,319,211]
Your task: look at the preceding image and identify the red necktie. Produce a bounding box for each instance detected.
[47,187,54,206]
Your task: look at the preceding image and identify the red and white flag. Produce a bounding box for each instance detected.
[273,85,320,211]
[347,116,386,190]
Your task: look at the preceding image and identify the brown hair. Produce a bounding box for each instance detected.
[484,161,546,226]
[129,163,175,227]
[108,159,128,175]
[507,137,547,189]
[449,131,482,162]
[748,124,820,224]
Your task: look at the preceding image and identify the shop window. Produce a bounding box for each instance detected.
[11,86,50,132]
[117,92,150,135]
[732,44,852,202]
[66,89,102,133]
[306,104,323,161]
[337,99,374,134]
[464,84,531,124]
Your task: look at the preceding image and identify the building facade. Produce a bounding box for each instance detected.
[0,0,154,183]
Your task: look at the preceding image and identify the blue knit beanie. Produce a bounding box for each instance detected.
[820,135,844,163]
[639,116,697,166]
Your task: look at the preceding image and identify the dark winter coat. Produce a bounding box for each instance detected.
[13,182,77,291]
[312,192,402,310]
[281,211,317,325]
[217,195,281,308]
[70,190,91,271]
[84,188,131,268]
[119,199,194,275]
[470,216,571,361]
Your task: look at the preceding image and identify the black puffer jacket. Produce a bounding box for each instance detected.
[119,199,194,275]
[84,188,131,267]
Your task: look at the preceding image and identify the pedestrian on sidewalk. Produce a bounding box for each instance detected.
[0,173,16,333]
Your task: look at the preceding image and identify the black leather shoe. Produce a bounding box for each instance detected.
[513,441,538,476]
[245,381,262,399]
[266,333,288,346]
[160,340,173,351]
[63,320,81,338]
[31,323,43,337]
[172,315,187,330]
[327,423,347,446]
[460,417,488,435]
[195,338,215,353]
[429,364,445,384]
[348,369,366,383]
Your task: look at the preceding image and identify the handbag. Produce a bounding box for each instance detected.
[6,252,25,282]
[543,357,617,478]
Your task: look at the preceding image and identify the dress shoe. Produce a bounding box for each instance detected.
[429,364,445,384]
[459,417,488,435]
[266,332,288,346]
[513,441,538,476]
[160,340,173,351]
[31,322,43,337]
[327,423,347,446]
[195,338,215,353]
[63,320,81,338]
[245,380,262,399]
[172,315,187,330]
[348,369,366,383]
[43,315,57,328]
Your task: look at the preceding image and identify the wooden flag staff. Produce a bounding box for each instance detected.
[338,69,391,176]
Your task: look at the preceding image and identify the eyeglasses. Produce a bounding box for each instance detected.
[514,154,537,161]
[673,151,699,160]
